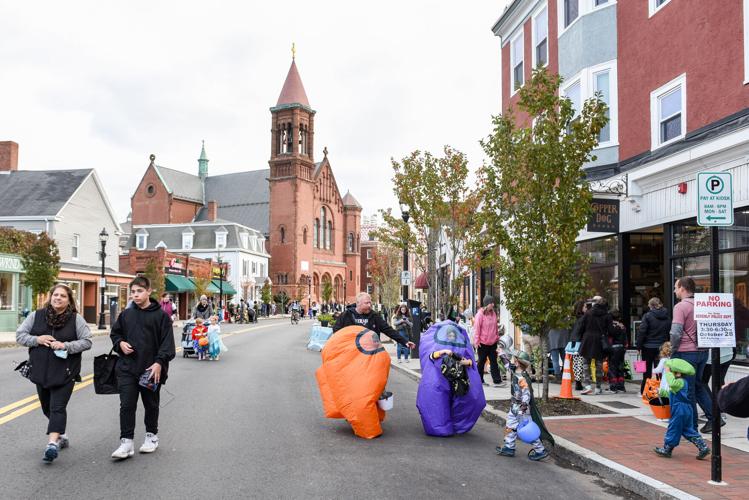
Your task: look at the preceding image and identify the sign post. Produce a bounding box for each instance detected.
[696,170,734,486]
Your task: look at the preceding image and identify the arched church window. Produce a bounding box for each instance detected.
[320,207,327,249]
[280,226,286,244]
[347,233,354,252]
[326,221,332,250]
[303,227,308,245]
[314,219,319,247]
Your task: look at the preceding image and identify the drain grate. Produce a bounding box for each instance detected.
[599,400,639,409]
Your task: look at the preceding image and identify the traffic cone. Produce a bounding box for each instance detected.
[557,353,579,400]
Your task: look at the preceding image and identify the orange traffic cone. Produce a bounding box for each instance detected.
[557,353,579,400]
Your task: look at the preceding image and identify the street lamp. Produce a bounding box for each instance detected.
[399,200,410,303]
[97,228,109,330]
[307,274,312,319]
[343,277,347,307]
[217,255,223,322]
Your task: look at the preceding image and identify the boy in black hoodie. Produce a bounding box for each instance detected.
[110,277,175,459]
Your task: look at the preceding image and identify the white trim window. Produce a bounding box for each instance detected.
[136,233,147,250]
[563,0,579,29]
[215,232,227,249]
[649,0,671,18]
[593,68,612,144]
[72,234,80,260]
[650,73,686,150]
[511,31,524,93]
[182,233,193,250]
[561,60,618,146]
[366,249,373,260]
[532,4,548,68]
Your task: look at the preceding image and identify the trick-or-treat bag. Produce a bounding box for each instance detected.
[316,326,390,439]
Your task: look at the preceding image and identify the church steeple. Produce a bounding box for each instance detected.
[198,140,209,180]
[270,50,315,165]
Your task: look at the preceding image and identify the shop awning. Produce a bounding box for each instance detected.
[164,274,196,293]
[212,279,237,295]
[414,273,429,289]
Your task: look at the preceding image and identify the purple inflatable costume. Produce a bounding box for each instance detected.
[416,321,487,436]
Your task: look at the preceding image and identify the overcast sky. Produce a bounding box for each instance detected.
[0,0,510,225]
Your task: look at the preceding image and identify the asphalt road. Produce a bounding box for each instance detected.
[1,319,631,499]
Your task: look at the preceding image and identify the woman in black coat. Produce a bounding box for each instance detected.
[16,284,92,464]
[635,297,670,394]
[578,297,615,395]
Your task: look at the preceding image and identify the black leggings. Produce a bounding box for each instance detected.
[639,347,660,394]
[477,343,502,384]
[37,380,75,435]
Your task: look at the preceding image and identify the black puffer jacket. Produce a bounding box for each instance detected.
[332,306,409,346]
[578,304,614,360]
[636,307,670,349]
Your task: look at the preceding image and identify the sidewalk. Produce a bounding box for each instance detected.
[384,342,749,500]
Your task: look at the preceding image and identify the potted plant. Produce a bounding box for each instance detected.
[318,313,334,327]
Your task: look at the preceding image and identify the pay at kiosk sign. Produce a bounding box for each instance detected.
[694,293,736,348]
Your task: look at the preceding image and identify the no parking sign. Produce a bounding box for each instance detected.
[694,293,736,348]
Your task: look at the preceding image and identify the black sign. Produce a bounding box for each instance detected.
[587,198,620,233]
[164,266,187,276]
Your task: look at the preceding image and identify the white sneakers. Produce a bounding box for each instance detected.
[111,438,135,459]
[112,434,159,459]
[139,433,159,453]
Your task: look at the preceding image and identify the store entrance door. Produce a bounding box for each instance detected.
[626,231,665,340]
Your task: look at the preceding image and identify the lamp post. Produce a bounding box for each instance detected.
[307,275,312,319]
[343,278,347,307]
[217,255,223,322]
[399,202,410,303]
[97,228,109,330]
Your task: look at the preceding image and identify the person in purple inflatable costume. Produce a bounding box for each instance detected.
[416,321,486,436]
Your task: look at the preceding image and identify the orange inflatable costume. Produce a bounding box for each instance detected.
[316,326,391,439]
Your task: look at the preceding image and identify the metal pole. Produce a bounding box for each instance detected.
[98,240,107,330]
[709,225,722,484]
[308,276,312,319]
[219,257,223,323]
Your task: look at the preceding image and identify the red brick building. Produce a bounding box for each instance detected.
[268,57,362,305]
[128,56,362,306]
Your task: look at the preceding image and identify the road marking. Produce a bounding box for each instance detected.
[0,376,94,426]
[0,322,281,425]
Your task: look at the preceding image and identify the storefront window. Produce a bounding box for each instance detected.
[720,251,749,360]
[672,221,710,255]
[0,272,15,310]
[672,255,711,293]
[719,209,749,250]
[578,236,619,310]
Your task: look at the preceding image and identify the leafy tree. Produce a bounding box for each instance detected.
[261,282,272,305]
[21,233,61,308]
[142,257,165,300]
[372,146,478,316]
[368,244,403,312]
[273,290,289,312]
[476,67,608,400]
[321,278,333,304]
[191,268,212,300]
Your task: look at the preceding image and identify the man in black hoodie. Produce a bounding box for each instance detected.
[110,277,175,460]
[333,292,415,350]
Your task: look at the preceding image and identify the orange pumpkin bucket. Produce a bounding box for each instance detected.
[649,398,671,419]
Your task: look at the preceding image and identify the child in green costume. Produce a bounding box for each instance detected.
[654,358,710,459]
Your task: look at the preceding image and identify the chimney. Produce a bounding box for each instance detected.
[207,200,218,222]
[0,141,19,172]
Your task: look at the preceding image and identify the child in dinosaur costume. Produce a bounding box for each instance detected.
[496,349,553,461]
[654,358,710,459]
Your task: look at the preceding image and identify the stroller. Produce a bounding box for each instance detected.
[181,319,196,358]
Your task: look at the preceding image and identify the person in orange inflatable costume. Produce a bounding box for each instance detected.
[316,326,391,439]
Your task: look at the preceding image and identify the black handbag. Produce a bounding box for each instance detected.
[440,353,470,396]
[93,348,119,395]
[14,359,32,379]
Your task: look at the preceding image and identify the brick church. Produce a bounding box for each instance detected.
[128,55,362,305]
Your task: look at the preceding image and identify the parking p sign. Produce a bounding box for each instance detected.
[697,171,733,226]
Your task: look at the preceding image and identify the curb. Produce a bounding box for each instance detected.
[390,361,699,500]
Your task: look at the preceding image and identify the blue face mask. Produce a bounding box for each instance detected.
[53,349,68,359]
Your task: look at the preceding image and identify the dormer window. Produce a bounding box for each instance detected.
[215,227,228,249]
[182,232,194,250]
[136,232,148,250]
[240,232,249,249]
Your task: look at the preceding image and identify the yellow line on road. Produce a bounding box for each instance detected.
[0,376,94,426]
[0,322,278,425]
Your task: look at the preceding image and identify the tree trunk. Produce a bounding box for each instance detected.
[541,330,550,401]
